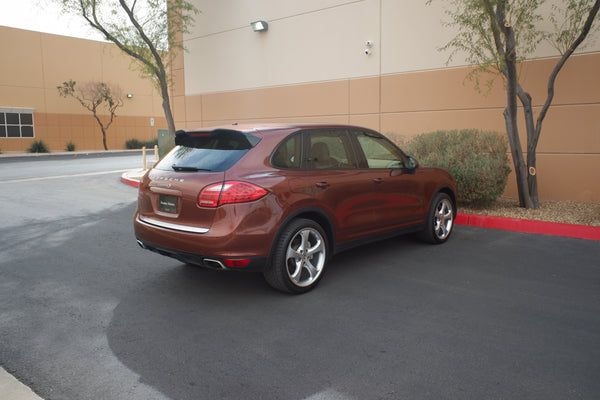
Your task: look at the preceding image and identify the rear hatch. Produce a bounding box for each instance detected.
[137,128,261,232]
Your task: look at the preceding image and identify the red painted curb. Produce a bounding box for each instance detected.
[120,173,140,188]
[456,213,600,241]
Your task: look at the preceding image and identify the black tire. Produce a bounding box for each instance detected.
[263,219,328,294]
[419,192,455,244]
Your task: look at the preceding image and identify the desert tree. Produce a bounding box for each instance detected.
[52,0,198,137]
[430,0,600,208]
[57,79,124,150]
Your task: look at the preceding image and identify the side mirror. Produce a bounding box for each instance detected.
[406,155,419,170]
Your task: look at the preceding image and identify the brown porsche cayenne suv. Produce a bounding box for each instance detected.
[134,124,457,293]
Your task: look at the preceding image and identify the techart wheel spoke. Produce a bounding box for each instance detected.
[306,239,324,258]
[289,260,303,281]
[303,260,319,280]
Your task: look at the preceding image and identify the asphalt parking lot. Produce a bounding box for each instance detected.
[1,154,599,400]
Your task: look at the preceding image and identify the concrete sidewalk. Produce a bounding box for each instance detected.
[0,149,144,163]
[0,368,43,400]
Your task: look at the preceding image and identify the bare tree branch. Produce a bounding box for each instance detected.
[57,80,124,150]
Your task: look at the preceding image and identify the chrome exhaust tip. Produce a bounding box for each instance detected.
[204,258,226,269]
[136,239,146,249]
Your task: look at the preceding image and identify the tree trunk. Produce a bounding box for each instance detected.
[516,87,539,208]
[503,108,531,208]
[503,22,534,209]
[159,79,176,137]
[101,128,108,151]
[92,113,109,150]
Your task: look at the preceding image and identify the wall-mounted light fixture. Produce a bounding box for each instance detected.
[126,93,133,98]
[251,20,268,32]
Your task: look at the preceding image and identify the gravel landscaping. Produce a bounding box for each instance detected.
[460,197,600,227]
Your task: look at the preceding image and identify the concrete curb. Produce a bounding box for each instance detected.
[0,368,43,400]
[121,169,145,188]
[121,170,600,241]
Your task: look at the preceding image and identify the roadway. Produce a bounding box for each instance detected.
[0,154,599,400]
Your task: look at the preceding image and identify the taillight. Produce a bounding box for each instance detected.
[198,181,268,207]
[138,177,147,197]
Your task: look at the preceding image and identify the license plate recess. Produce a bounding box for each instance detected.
[158,194,178,214]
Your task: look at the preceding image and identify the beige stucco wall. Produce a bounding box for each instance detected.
[184,0,380,94]
[0,26,167,151]
[183,0,600,92]
[174,0,600,202]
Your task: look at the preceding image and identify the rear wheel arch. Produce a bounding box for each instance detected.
[269,207,336,261]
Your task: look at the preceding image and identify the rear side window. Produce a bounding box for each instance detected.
[271,133,302,169]
[155,129,260,172]
[308,130,357,170]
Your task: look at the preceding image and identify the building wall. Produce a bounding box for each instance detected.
[0,26,167,152]
[173,0,600,202]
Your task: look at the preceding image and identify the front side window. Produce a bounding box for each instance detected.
[308,130,357,170]
[0,108,35,138]
[354,131,405,169]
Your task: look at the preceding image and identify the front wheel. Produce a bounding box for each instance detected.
[419,193,455,244]
[264,219,328,294]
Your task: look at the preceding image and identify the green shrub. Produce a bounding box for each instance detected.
[125,138,142,149]
[28,140,50,153]
[125,138,158,149]
[404,129,511,206]
[65,141,76,152]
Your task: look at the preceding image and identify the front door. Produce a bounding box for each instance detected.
[352,130,423,231]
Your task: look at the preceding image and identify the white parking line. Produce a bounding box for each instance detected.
[303,389,354,400]
[0,169,130,184]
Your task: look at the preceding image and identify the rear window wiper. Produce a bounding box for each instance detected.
[172,165,212,172]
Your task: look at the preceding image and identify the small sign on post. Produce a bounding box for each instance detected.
[150,118,155,127]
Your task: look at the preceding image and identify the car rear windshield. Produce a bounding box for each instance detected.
[155,129,261,172]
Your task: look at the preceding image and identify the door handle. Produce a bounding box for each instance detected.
[373,178,384,184]
[315,181,330,189]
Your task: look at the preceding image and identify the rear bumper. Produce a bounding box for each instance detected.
[136,237,267,272]
[134,211,273,271]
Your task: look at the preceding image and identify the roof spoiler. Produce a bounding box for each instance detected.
[175,129,261,148]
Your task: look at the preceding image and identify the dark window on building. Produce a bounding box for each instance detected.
[0,108,35,139]
[21,126,34,138]
[7,126,20,137]
[6,113,19,125]
[20,113,33,125]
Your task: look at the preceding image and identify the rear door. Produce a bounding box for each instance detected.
[305,129,379,241]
